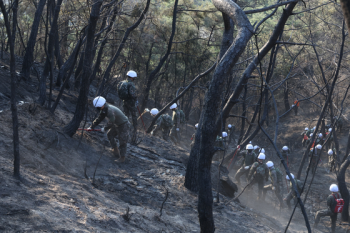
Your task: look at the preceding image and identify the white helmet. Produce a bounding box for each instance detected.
[266,161,274,168]
[329,184,339,192]
[228,124,232,128]
[222,132,228,138]
[313,126,316,130]
[170,103,177,109]
[282,146,288,151]
[246,144,254,150]
[254,145,260,150]
[260,148,265,153]
[329,128,332,132]
[310,133,313,137]
[195,123,199,129]
[258,153,266,160]
[150,108,159,116]
[127,70,137,78]
[318,133,323,138]
[305,127,309,131]
[286,173,295,180]
[316,144,322,149]
[93,96,106,107]
[328,149,333,155]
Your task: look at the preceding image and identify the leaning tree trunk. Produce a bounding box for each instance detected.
[51,37,84,113]
[337,154,350,221]
[284,81,290,111]
[184,11,234,193]
[90,9,119,86]
[21,0,47,82]
[63,0,103,136]
[0,0,19,177]
[195,1,254,231]
[237,85,247,144]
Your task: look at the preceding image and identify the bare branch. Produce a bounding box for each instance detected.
[245,0,297,14]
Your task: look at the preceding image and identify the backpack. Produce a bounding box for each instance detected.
[256,164,266,177]
[275,167,283,183]
[117,81,130,100]
[179,110,185,123]
[162,114,173,128]
[332,194,344,213]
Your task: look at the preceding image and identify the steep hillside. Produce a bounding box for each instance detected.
[0,58,284,232]
[0,53,349,232]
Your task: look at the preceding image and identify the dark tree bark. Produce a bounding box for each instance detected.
[21,0,47,82]
[337,155,350,221]
[0,0,19,177]
[140,0,179,112]
[54,26,63,69]
[284,81,290,111]
[38,0,63,106]
[193,1,254,231]
[329,104,340,157]
[98,0,151,95]
[340,0,350,33]
[51,37,84,113]
[90,8,119,85]
[184,12,234,194]
[61,19,69,59]
[74,51,84,89]
[63,0,103,136]
[237,85,247,144]
[345,130,350,159]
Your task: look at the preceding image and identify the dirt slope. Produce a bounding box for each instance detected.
[0,82,281,232]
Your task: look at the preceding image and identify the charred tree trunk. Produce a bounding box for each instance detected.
[237,85,247,144]
[345,130,350,161]
[54,26,63,69]
[51,37,83,113]
[90,9,119,85]
[340,0,350,33]
[21,0,47,82]
[337,155,350,221]
[61,19,69,60]
[0,0,19,177]
[284,81,290,111]
[194,1,254,231]
[140,0,179,112]
[38,0,63,106]
[74,51,84,89]
[63,0,103,136]
[185,11,235,193]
